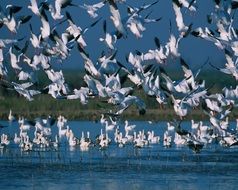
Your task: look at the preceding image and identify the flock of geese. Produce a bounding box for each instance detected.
[0,112,238,153]
[0,1,238,154]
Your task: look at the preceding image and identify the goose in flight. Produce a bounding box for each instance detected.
[45,69,65,84]
[125,1,161,38]
[42,69,69,98]
[191,27,224,49]
[105,74,122,91]
[66,87,89,105]
[1,38,21,75]
[223,85,238,100]
[49,29,69,59]
[143,37,167,64]
[1,16,17,33]
[40,9,50,39]
[65,12,102,48]
[116,95,146,115]
[29,24,42,49]
[180,57,207,91]
[204,98,223,113]
[172,0,187,32]
[231,41,238,56]
[126,11,161,38]
[0,60,7,78]
[99,20,117,50]
[24,53,50,71]
[97,51,122,76]
[9,46,23,71]
[42,83,66,99]
[18,70,38,84]
[170,95,190,118]
[165,34,181,58]
[108,0,127,38]
[107,0,159,39]
[160,67,190,94]
[107,86,133,105]
[44,0,77,20]
[0,4,23,33]
[77,45,101,78]
[209,49,238,80]
[160,58,206,95]
[28,0,41,16]
[172,0,196,34]
[80,1,106,18]
[179,0,197,11]
[11,81,41,101]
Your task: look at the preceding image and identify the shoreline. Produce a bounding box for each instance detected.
[1,108,237,122]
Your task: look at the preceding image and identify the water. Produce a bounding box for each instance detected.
[0,120,238,190]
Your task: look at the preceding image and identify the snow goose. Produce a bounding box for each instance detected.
[40,9,50,39]
[80,131,91,151]
[66,87,89,105]
[108,0,127,38]
[29,24,42,48]
[80,1,106,18]
[105,120,115,131]
[28,0,41,16]
[1,134,10,146]
[209,49,238,80]
[14,133,21,144]
[8,109,15,122]
[124,120,136,133]
[163,130,172,147]
[147,131,160,144]
[52,135,59,148]
[116,95,146,115]
[99,132,111,149]
[174,133,186,146]
[99,20,117,49]
[9,47,22,71]
[68,130,77,147]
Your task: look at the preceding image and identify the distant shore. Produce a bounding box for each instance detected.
[1,107,237,122]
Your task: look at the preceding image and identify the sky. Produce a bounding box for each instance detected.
[0,0,236,71]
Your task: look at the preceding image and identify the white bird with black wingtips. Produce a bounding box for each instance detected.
[80,1,106,18]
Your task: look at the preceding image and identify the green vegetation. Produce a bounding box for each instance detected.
[0,70,237,121]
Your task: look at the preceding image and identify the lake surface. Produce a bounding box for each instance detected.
[0,120,238,190]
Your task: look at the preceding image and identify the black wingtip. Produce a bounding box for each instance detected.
[66,11,73,22]
[154,37,160,49]
[224,49,232,57]
[90,17,102,28]
[183,23,193,38]
[188,0,196,9]
[180,57,189,68]
[214,0,221,6]
[103,20,107,33]
[208,62,220,71]
[135,50,142,56]
[172,0,183,7]
[191,30,200,37]
[207,15,212,24]
[232,2,238,9]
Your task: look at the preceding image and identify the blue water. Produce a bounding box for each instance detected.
[0,121,238,190]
